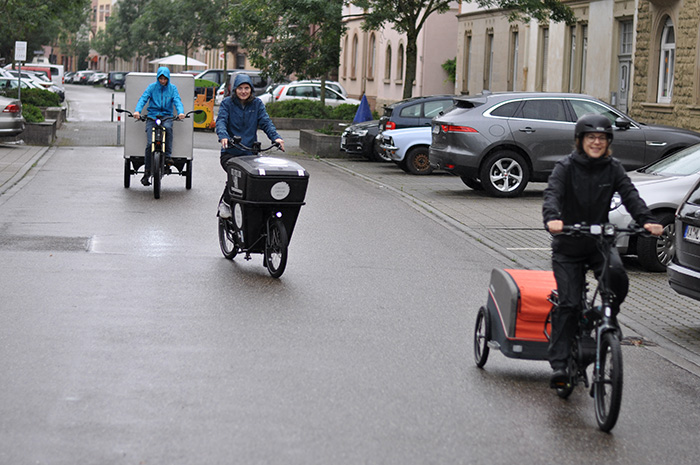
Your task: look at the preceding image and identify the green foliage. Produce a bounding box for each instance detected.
[442,58,456,84]
[0,0,92,64]
[22,104,45,123]
[227,0,345,83]
[0,88,61,107]
[474,0,575,25]
[265,100,360,122]
[195,79,219,88]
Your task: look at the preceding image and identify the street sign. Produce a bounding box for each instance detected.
[14,41,27,62]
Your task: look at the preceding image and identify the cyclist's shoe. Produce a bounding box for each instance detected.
[550,368,569,389]
[165,157,174,166]
[141,171,151,186]
[218,200,232,219]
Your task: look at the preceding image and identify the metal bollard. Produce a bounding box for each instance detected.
[116,104,121,145]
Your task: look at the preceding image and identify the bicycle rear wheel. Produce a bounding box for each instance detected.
[594,331,623,432]
[473,306,490,368]
[264,218,288,278]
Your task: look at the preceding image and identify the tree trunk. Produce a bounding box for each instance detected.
[402,29,418,100]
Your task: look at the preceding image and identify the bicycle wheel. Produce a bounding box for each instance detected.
[594,331,623,432]
[124,159,131,188]
[474,306,490,368]
[153,152,162,199]
[264,218,288,278]
[185,160,193,190]
[218,217,239,259]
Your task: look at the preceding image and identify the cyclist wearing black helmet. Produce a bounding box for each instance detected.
[542,113,662,388]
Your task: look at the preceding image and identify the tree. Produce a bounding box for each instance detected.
[228,0,346,103]
[352,0,575,99]
[0,0,91,65]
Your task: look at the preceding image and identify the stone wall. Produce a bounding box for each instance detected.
[631,0,700,132]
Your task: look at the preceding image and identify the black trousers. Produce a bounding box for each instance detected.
[548,249,628,369]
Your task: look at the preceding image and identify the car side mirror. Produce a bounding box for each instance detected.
[615,117,631,130]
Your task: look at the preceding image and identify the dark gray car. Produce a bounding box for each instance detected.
[430,92,700,197]
[668,177,700,301]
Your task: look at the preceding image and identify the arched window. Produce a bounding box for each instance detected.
[657,17,675,103]
[367,33,376,79]
[397,43,404,82]
[351,34,359,79]
[385,44,392,81]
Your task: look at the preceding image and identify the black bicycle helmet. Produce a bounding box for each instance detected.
[574,114,613,141]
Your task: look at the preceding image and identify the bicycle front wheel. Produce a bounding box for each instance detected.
[264,218,288,278]
[218,217,239,259]
[594,331,623,432]
[153,152,162,199]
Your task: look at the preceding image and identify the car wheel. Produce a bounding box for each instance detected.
[373,138,392,162]
[460,176,484,191]
[404,146,433,175]
[114,84,122,91]
[479,150,530,198]
[637,211,675,272]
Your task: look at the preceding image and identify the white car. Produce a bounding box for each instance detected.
[609,143,700,271]
[293,80,347,97]
[269,82,360,107]
[0,76,44,91]
[379,126,433,174]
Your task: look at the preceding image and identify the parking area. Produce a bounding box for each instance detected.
[324,157,700,374]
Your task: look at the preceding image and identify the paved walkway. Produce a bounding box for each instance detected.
[2,120,700,377]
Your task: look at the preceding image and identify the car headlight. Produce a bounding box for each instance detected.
[610,192,622,211]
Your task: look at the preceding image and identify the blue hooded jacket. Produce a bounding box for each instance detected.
[135,67,185,117]
[216,73,280,157]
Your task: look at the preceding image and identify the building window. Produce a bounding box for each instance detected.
[462,32,471,94]
[483,29,494,91]
[367,33,376,79]
[657,17,675,103]
[397,43,404,82]
[351,34,358,79]
[567,25,576,91]
[507,28,519,91]
[620,20,633,55]
[342,35,348,78]
[385,44,392,81]
[538,26,549,91]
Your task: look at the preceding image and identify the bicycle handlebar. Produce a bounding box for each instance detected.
[223,135,282,154]
[558,223,651,238]
[115,108,203,123]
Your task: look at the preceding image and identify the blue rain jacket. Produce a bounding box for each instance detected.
[216,73,280,157]
[135,67,184,117]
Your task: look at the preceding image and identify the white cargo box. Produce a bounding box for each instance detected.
[122,72,195,160]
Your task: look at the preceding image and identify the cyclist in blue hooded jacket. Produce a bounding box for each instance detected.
[133,66,185,186]
[215,73,284,218]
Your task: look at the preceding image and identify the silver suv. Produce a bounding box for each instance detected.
[430,92,700,197]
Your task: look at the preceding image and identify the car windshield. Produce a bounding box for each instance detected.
[638,144,700,176]
[569,98,621,124]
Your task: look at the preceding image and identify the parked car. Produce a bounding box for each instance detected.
[341,95,456,162]
[194,69,238,87]
[74,70,95,85]
[340,119,383,161]
[105,71,128,90]
[379,126,434,174]
[609,143,700,272]
[265,82,360,107]
[0,95,24,137]
[430,92,700,197]
[87,72,108,85]
[64,71,76,83]
[223,70,272,98]
[293,80,347,97]
[0,77,44,92]
[4,70,65,101]
[667,177,700,302]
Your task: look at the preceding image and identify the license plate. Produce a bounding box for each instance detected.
[684,224,700,244]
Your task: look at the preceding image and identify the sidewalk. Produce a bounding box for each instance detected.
[0,142,50,196]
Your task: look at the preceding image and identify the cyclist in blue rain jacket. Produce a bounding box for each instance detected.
[215,73,284,218]
[133,66,185,186]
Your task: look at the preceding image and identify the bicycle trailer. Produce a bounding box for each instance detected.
[482,268,556,360]
[225,155,309,251]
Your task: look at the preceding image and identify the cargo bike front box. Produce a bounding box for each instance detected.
[478,269,556,361]
[226,155,309,251]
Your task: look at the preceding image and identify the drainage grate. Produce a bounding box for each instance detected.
[0,235,91,252]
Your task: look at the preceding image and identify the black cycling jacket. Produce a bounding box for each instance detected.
[542,150,656,256]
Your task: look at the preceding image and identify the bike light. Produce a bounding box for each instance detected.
[155,118,161,125]
[275,211,282,218]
